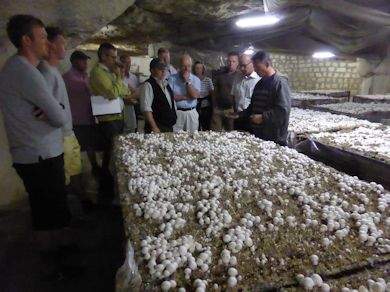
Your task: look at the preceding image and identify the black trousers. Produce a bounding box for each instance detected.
[251,128,288,147]
[73,124,104,151]
[197,106,212,131]
[234,119,250,132]
[13,154,71,231]
[97,120,123,198]
[98,120,124,172]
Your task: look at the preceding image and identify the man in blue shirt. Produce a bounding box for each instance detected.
[168,54,201,132]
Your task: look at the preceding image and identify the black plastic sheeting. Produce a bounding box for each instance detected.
[295,139,390,190]
[358,111,390,123]
[287,132,307,148]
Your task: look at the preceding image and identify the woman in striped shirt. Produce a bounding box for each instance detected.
[193,61,214,131]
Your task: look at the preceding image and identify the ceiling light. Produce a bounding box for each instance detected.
[312,51,335,59]
[244,46,255,55]
[236,15,280,28]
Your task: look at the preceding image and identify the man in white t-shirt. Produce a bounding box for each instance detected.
[120,53,140,133]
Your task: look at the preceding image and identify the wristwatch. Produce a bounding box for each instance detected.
[185,81,191,86]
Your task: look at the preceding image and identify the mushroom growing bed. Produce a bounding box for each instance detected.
[288,108,374,135]
[291,93,346,108]
[309,125,390,165]
[311,102,390,115]
[309,102,390,123]
[297,90,350,98]
[115,132,390,291]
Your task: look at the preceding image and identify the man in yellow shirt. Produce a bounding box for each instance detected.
[89,43,130,202]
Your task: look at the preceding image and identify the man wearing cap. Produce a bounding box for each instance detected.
[168,53,201,132]
[140,58,177,133]
[63,50,103,180]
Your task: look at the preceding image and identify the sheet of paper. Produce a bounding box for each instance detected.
[91,96,122,116]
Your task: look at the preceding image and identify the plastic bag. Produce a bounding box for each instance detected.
[116,241,142,292]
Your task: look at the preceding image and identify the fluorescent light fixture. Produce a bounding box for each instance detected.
[312,51,335,59]
[236,15,280,28]
[244,46,255,55]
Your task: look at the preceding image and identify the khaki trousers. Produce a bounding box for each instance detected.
[210,107,234,131]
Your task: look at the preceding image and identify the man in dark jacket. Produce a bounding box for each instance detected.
[140,58,177,133]
[211,52,240,131]
[227,51,291,146]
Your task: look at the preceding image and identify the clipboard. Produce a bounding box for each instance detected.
[91,96,122,116]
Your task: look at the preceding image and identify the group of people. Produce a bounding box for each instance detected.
[0,15,141,278]
[142,49,292,147]
[0,13,292,278]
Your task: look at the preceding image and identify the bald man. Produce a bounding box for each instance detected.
[168,54,201,132]
[231,54,260,130]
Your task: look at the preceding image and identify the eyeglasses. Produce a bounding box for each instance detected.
[240,62,252,68]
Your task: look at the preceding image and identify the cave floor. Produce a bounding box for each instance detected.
[0,197,125,292]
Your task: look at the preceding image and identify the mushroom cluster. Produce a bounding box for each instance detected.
[292,93,341,101]
[332,278,389,292]
[116,131,390,290]
[288,108,374,135]
[309,125,390,163]
[298,90,349,97]
[291,93,344,108]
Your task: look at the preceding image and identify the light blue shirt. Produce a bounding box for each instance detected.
[168,73,201,109]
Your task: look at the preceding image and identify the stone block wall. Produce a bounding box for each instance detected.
[270,53,362,94]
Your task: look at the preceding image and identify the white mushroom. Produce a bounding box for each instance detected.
[227,276,238,287]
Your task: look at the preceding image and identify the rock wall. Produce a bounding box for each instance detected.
[270,53,362,94]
